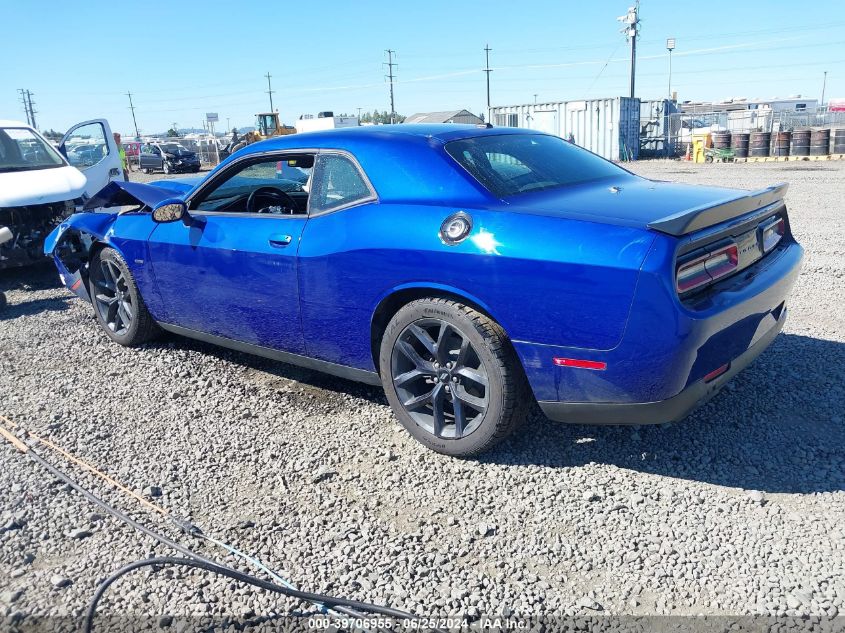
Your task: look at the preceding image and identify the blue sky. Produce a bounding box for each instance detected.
[1,0,843,136]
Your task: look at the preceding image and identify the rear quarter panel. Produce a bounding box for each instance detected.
[297,202,654,371]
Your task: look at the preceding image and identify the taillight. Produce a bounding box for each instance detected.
[676,254,712,294]
[704,244,739,281]
[760,216,785,253]
[676,243,738,295]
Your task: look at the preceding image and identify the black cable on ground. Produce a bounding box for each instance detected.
[16,444,430,631]
[84,557,422,633]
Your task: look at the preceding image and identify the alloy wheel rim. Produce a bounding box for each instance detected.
[93,259,134,336]
[391,318,490,439]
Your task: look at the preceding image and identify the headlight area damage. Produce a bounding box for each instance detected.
[0,200,77,269]
[43,180,177,301]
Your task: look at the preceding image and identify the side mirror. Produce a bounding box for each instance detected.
[152,200,187,223]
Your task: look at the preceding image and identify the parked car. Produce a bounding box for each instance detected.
[0,118,122,269]
[139,142,200,174]
[45,125,802,456]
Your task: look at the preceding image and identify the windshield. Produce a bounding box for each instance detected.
[0,127,65,173]
[445,134,626,198]
[162,144,190,155]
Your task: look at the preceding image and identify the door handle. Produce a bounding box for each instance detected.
[268,234,293,247]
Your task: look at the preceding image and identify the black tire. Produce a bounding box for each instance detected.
[88,247,159,346]
[379,298,529,456]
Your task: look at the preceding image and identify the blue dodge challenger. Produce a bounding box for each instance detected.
[45,125,803,456]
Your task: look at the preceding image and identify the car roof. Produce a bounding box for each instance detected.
[0,120,32,128]
[243,123,537,154]
[215,124,550,207]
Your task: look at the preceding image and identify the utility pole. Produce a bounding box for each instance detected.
[666,38,676,100]
[25,90,37,129]
[618,2,640,99]
[821,71,828,107]
[126,92,140,140]
[384,50,397,124]
[18,89,31,126]
[484,44,493,115]
[265,72,275,112]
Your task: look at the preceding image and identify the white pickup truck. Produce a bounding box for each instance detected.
[0,118,122,270]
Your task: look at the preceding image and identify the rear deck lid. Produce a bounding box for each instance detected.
[507,176,786,236]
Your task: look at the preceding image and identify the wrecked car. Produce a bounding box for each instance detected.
[45,125,802,457]
[0,119,122,269]
[139,142,201,174]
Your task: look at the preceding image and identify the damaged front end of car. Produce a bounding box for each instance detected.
[44,180,182,302]
[44,211,118,303]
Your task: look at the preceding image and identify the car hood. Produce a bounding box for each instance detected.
[505,176,765,233]
[81,179,201,210]
[0,165,86,207]
[148,178,202,195]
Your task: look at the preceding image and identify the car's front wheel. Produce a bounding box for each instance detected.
[89,247,159,346]
[380,298,529,456]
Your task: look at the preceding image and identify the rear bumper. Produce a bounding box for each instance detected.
[538,302,786,424]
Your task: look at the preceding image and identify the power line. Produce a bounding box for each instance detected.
[126,92,140,140]
[384,49,397,123]
[265,72,275,112]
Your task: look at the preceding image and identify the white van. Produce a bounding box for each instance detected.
[0,119,122,269]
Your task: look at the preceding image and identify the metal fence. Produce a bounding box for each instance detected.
[665,107,845,156]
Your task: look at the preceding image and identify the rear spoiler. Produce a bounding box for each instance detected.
[83,180,182,210]
[647,182,788,236]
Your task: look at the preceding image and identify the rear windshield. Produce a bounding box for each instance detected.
[0,127,65,173]
[445,134,625,198]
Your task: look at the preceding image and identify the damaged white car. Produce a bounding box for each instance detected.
[0,119,122,269]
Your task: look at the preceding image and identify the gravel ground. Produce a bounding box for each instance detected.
[1,160,843,629]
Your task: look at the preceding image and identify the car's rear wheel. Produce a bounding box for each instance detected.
[89,247,159,346]
[380,298,529,456]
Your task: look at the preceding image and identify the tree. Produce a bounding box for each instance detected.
[166,128,179,138]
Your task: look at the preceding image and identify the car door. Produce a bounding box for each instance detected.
[296,151,380,368]
[59,119,123,198]
[148,145,165,171]
[139,145,153,171]
[145,153,313,354]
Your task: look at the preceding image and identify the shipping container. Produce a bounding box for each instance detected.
[488,97,641,161]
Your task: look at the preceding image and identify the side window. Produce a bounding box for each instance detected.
[310,154,373,214]
[63,122,109,168]
[193,155,313,214]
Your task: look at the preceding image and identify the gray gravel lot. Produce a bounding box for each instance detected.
[1,160,843,627]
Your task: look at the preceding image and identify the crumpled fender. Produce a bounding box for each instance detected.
[83,180,183,210]
[43,212,119,303]
[43,212,117,257]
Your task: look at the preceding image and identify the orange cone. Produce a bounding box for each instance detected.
[683,143,691,161]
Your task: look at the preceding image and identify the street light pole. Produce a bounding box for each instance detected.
[666,38,676,100]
